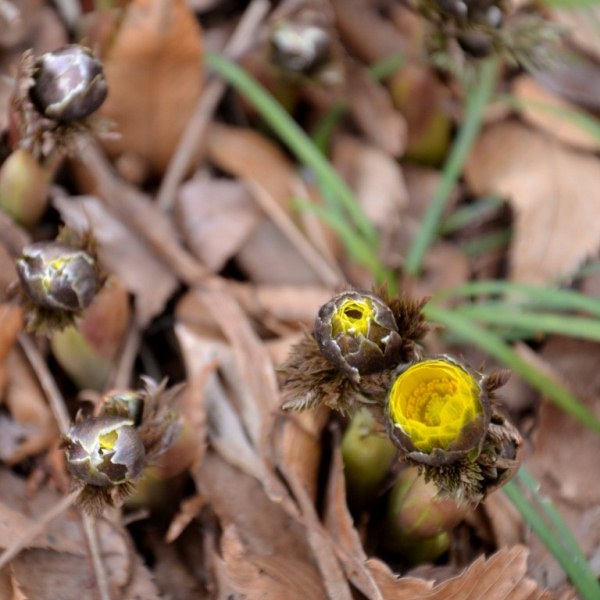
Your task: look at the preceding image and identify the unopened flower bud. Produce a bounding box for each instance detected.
[63,415,145,487]
[17,241,101,312]
[29,45,108,123]
[270,22,331,75]
[314,291,403,382]
[386,357,490,466]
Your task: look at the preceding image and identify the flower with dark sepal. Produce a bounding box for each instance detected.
[29,44,108,123]
[386,357,491,466]
[314,290,404,382]
[385,358,521,503]
[63,415,145,488]
[15,239,103,334]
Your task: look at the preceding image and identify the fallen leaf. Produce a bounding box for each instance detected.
[216,525,328,600]
[512,76,600,151]
[54,195,179,326]
[345,60,407,157]
[331,0,406,65]
[367,545,549,599]
[2,348,58,465]
[323,445,385,600]
[465,121,600,283]
[99,0,204,174]
[176,178,262,272]
[206,123,333,284]
[526,337,600,589]
[333,133,408,266]
[553,8,600,64]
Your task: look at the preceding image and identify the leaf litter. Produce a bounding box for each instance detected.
[0,0,599,598]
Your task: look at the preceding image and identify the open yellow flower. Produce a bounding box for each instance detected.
[387,358,489,464]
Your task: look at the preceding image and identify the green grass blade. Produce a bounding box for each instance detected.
[206,52,378,246]
[453,305,600,341]
[405,58,500,275]
[504,471,600,600]
[439,196,504,235]
[433,281,600,318]
[423,305,600,434]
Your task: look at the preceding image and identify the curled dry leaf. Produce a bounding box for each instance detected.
[54,195,178,326]
[465,121,600,283]
[99,0,204,175]
[512,76,600,152]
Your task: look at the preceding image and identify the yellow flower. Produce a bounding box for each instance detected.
[331,297,374,337]
[387,359,484,456]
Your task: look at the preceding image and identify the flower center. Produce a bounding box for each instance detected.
[388,360,481,453]
[331,298,374,337]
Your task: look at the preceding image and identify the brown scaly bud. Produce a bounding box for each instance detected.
[15,240,103,334]
[64,378,183,514]
[280,289,427,414]
[29,45,108,123]
[63,415,145,488]
[270,21,332,76]
[314,290,405,382]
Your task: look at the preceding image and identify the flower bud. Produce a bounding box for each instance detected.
[63,415,145,487]
[386,357,490,466]
[382,467,468,563]
[270,22,331,75]
[16,241,101,312]
[314,291,403,382]
[29,45,108,123]
[341,408,397,512]
[0,149,50,227]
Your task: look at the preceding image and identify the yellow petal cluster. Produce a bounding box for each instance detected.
[331,297,374,337]
[388,359,481,453]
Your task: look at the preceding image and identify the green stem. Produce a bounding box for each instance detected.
[405,58,499,275]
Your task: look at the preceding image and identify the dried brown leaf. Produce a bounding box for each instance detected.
[99,0,204,174]
[465,121,600,283]
[2,349,57,464]
[512,76,600,151]
[176,178,262,272]
[526,337,600,589]
[345,61,407,157]
[367,545,549,599]
[216,525,328,600]
[225,281,331,327]
[206,123,331,284]
[331,0,405,64]
[54,195,179,326]
[323,445,385,600]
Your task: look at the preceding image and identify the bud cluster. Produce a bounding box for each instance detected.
[62,378,181,514]
[280,288,522,504]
